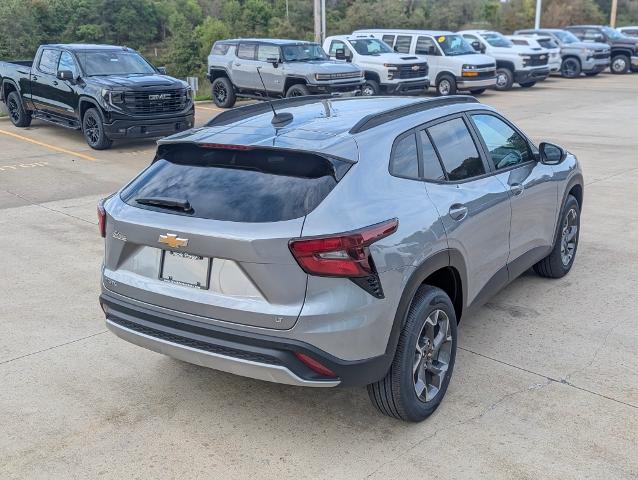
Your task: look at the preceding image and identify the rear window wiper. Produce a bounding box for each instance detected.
[136,196,192,212]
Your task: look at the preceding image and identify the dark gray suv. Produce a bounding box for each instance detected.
[99,96,583,422]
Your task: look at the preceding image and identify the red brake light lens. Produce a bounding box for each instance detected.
[97,199,106,238]
[288,218,398,278]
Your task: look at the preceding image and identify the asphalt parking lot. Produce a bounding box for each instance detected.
[1,76,637,479]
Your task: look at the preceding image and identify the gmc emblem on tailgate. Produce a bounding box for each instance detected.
[149,93,170,100]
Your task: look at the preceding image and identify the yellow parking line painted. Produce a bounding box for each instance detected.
[0,129,97,161]
[196,105,223,112]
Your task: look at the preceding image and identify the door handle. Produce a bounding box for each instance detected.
[32,75,38,81]
[510,183,524,196]
[234,63,241,67]
[53,80,58,86]
[449,204,468,221]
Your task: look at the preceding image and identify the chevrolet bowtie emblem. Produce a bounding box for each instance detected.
[158,233,188,248]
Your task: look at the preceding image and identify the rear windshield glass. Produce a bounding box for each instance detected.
[121,145,351,223]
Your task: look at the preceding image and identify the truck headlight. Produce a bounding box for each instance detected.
[519,54,531,60]
[315,73,332,81]
[383,64,399,71]
[101,89,124,106]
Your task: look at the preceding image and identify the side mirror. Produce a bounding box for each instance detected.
[471,41,483,52]
[266,57,280,68]
[57,70,74,81]
[335,48,346,60]
[157,66,167,75]
[539,142,566,164]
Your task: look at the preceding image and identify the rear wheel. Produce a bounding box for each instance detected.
[361,79,380,96]
[469,88,486,95]
[533,195,580,278]
[519,81,536,88]
[436,75,457,96]
[367,285,457,422]
[6,91,32,127]
[82,108,112,150]
[212,77,236,108]
[494,68,514,91]
[611,54,630,74]
[561,58,581,78]
[285,83,310,97]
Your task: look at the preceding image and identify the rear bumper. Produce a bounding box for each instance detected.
[103,109,195,139]
[514,67,550,83]
[100,292,390,388]
[385,79,430,94]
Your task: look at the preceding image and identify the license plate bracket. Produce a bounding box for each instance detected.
[159,250,211,289]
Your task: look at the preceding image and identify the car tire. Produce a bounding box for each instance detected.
[82,108,112,150]
[367,285,457,422]
[6,91,32,128]
[519,81,536,88]
[533,194,580,279]
[361,79,380,96]
[494,68,514,91]
[285,83,311,97]
[469,88,486,95]
[212,77,236,108]
[584,71,600,77]
[436,75,457,96]
[561,58,581,78]
[611,54,630,74]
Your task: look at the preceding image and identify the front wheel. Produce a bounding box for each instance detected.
[82,108,112,150]
[436,75,457,96]
[7,91,32,127]
[611,54,630,74]
[285,83,310,97]
[212,77,236,108]
[494,68,514,91]
[519,81,536,88]
[533,195,580,278]
[361,79,380,96]
[561,58,582,78]
[367,285,457,422]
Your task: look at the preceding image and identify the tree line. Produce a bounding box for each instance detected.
[2,0,637,81]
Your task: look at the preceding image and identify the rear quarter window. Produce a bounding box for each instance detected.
[121,145,351,223]
[212,43,231,55]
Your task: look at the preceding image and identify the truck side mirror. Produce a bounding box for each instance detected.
[539,142,566,164]
[335,48,346,60]
[471,41,484,53]
[157,66,167,75]
[266,57,280,68]
[57,70,74,81]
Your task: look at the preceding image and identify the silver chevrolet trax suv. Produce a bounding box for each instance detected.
[99,95,583,422]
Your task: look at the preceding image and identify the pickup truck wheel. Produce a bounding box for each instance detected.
[494,68,514,91]
[7,91,32,127]
[436,75,457,96]
[561,58,581,78]
[82,108,112,150]
[519,81,536,88]
[611,54,629,74]
[533,195,580,278]
[285,84,310,97]
[361,80,380,96]
[367,285,457,422]
[469,88,486,95]
[212,77,236,108]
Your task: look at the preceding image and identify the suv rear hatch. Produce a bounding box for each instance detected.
[102,143,352,330]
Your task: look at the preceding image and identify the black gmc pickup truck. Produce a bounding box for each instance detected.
[0,44,194,149]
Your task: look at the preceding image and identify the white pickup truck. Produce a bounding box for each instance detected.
[459,30,550,90]
[323,34,429,96]
[355,29,496,96]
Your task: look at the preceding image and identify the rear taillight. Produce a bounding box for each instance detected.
[294,352,336,378]
[288,218,398,278]
[97,199,106,238]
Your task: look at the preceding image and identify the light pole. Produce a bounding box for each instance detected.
[610,0,618,27]
[534,0,542,29]
[314,0,321,43]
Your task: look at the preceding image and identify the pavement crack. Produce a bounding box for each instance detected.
[2,189,95,225]
[0,331,108,366]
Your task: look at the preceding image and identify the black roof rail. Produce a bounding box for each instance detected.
[348,96,479,134]
[206,95,334,127]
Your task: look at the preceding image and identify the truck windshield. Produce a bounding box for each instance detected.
[436,35,476,56]
[281,44,327,62]
[76,51,156,76]
[553,31,580,44]
[481,32,513,48]
[349,39,393,55]
[602,27,623,39]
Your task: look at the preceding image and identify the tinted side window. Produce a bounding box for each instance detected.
[257,44,280,62]
[472,114,532,170]
[212,43,231,55]
[237,43,256,60]
[58,51,78,78]
[390,133,419,179]
[38,49,61,75]
[395,35,412,53]
[418,131,445,181]
[427,118,485,181]
[415,36,438,55]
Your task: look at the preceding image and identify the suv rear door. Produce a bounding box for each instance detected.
[232,42,260,90]
[103,144,352,331]
[419,115,511,307]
